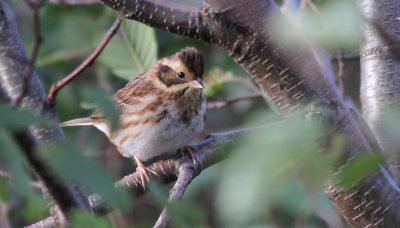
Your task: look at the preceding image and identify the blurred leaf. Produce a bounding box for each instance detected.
[204,81,226,97]
[81,87,120,130]
[0,130,47,219]
[148,182,206,228]
[40,4,105,54]
[336,153,383,187]
[0,179,7,201]
[99,20,158,80]
[24,199,49,221]
[70,210,112,228]
[39,141,130,209]
[298,134,344,187]
[0,130,39,200]
[273,0,362,50]
[0,103,53,131]
[204,68,231,97]
[216,120,336,226]
[168,200,207,228]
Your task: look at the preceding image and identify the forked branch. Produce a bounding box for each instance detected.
[46,14,124,104]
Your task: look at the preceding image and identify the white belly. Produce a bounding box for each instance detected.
[112,99,206,161]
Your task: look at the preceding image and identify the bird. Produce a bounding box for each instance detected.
[60,47,207,186]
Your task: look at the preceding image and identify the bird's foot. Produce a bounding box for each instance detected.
[134,155,158,188]
[179,145,197,165]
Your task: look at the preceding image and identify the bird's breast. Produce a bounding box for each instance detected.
[110,92,206,161]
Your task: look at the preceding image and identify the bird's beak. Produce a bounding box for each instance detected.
[189,79,204,90]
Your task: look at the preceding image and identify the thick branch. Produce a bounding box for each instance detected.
[14,0,44,105]
[100,0,214,42]
[0,0,87,222]
[358,0,400,184]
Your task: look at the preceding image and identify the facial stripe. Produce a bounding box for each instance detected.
[158,64,186,87]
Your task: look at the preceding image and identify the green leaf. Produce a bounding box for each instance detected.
[70,209,112,228]
[0,130,38,199]
[149,182,207,228]
[39,141,131,209]
[336,153,383,187]
[0,103,53,131]
[0,178,7,201]
[0,130,46,219]
[99,20,158,80]
[215,120,336,226]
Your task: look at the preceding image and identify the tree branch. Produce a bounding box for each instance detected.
[331,53,359,62]
[207,92,261,109]
[28,126,253,227]
[46,14,124,104]
[154,157,196,228]
[359,0,400,184]
[14,0,45,106]
[100,0,214,42]
[0,0,88,224]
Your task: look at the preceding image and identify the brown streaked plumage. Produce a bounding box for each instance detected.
[60,47,207,186]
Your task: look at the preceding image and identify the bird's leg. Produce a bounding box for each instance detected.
[178,146,197,164]
[133,155,158,188]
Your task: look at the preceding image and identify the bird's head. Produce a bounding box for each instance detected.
[155,47,204,93]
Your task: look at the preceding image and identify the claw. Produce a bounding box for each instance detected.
[179,146,197,164]
[134,155,158,189]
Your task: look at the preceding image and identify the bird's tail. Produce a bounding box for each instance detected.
[59,118,93,127]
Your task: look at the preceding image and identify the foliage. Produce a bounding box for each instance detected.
[99,20,158,80]
[0,0,393,227]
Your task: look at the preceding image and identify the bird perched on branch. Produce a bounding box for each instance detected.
[60,47,207,186]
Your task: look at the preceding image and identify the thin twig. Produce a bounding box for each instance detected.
[207,92,262,109]
[304,0,320,15]
[336,51,345,97]
[46,14,124,104]
[331,54,359,61]
[14,0,45,106]
[229,77,261,93]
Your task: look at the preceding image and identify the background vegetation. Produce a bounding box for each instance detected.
[0,0,389,227]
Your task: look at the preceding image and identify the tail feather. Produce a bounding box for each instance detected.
[60,118,93,127]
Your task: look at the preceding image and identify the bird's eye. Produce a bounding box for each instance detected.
[177,72,186,79]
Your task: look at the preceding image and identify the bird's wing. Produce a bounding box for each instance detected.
[114,86,143,107]
[113,75,158,108]
[61,74,158,127]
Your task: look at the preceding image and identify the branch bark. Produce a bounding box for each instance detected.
[101,0,214,42]
[358,0,400,184]
[14,0,45,105]
[100,0,400,227]
[0,0,88,224]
